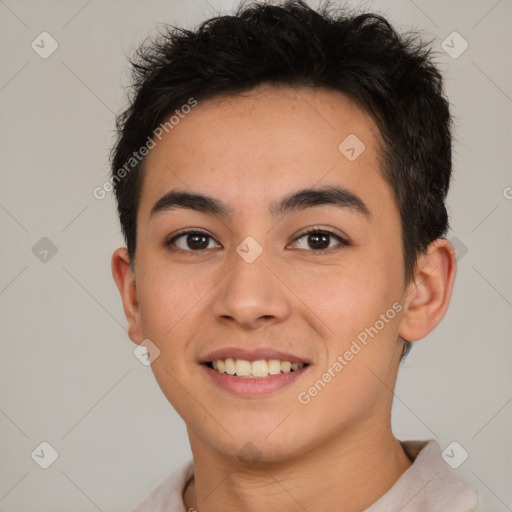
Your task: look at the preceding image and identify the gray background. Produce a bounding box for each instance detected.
[0,0,511,510]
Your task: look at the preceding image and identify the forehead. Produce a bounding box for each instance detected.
[138,84,393,221]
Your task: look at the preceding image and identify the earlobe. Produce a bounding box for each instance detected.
[398,238,457,342]
[111,247,145,344]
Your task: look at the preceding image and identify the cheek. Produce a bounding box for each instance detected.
[301,265,383,344]
[135,259,219,398]
[136,258,209,341]
[298,261,401,380]
[296,271,401,427]
[136,266,209,418]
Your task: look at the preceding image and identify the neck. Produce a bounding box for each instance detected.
[183,419,412,512]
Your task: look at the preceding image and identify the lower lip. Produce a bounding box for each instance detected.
[201,364,309,397]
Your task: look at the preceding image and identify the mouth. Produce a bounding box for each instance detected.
[204,358,309,378]
[199,347,311,396]
[201,358,310,397]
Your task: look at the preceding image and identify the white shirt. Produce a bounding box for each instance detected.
[132,439,480,511]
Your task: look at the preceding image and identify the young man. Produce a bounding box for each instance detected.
[110,1,480,510]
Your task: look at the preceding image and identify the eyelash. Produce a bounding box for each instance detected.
[165,227,349,255]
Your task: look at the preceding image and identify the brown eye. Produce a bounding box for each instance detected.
[167,231,220,252]
[306,232,330,250]
[183,233,210,250]
[292,229,348,252]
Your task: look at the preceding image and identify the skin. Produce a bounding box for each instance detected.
[112,84,456,512]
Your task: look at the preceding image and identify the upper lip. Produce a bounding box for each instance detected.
[200,347,310,364]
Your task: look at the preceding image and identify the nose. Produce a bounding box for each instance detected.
[211,249,292,330]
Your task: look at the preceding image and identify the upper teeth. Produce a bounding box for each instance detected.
[211,358,305,378]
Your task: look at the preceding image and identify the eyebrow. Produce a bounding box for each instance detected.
[149,185,370,220]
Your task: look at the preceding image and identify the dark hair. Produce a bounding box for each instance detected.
[110,0,453,360]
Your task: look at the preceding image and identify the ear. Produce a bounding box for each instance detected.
[111,247,144,345]
[398,238,457,342]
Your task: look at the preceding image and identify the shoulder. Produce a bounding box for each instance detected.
[131,459,194,512]
[365,440,480,512]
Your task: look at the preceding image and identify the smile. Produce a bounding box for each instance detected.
[202,358,310,397]
[206,358,307,378]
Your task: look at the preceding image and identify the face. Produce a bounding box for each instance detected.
[120,85,414,463]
